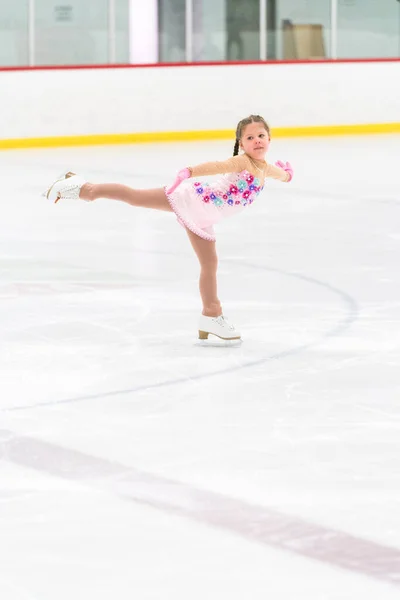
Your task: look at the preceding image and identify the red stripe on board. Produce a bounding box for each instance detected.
[0,57,399,72]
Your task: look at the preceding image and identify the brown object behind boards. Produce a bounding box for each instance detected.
[282,20,326,59]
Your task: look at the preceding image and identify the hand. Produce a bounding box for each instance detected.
[275,160,293,182]
[166,167,191,194]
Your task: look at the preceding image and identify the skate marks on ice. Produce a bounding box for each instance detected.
[0,428,399,587]
[1,263,358,413]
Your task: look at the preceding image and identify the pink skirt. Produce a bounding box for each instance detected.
[165,186,216,242]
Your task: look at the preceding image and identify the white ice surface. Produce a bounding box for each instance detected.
[0,136,400,599]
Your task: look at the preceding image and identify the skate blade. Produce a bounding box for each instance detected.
[195,337,243,348]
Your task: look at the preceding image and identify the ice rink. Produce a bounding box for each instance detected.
[1,135,399,599]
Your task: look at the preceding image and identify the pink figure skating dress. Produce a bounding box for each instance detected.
[165,153,289,242]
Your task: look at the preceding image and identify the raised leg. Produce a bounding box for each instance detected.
[186,229,222,318]
[80,184,173,212]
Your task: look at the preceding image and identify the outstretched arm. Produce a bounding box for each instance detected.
[189,155,248,178]
[166,155,248,194]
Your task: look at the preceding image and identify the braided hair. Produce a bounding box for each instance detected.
[232,115,270,156]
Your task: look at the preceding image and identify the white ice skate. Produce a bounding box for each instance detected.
[198,314,241,341]
[42,171,86,203]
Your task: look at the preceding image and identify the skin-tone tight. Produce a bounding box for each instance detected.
[80,183,222,317]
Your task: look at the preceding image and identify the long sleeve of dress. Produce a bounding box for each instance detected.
[189,155,249,178]
[189,154,290,183]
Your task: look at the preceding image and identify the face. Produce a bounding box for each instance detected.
[239,122,270,160]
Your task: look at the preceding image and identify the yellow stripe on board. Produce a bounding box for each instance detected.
[1,123,399,150]
[275,123,400,137]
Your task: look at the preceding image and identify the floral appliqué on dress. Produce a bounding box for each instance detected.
[192,170,263,208]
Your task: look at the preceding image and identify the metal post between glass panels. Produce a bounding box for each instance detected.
[330,0,337,59]
[28,0,35,66]
[259,0,267,60]
[185,0,193,62]
[109,0,116,63]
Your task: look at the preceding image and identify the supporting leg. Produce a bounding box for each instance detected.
[186,228,222,318]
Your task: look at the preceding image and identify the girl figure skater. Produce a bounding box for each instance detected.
[43,115,293,342]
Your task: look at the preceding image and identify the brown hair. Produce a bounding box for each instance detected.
[233,115,270,156]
